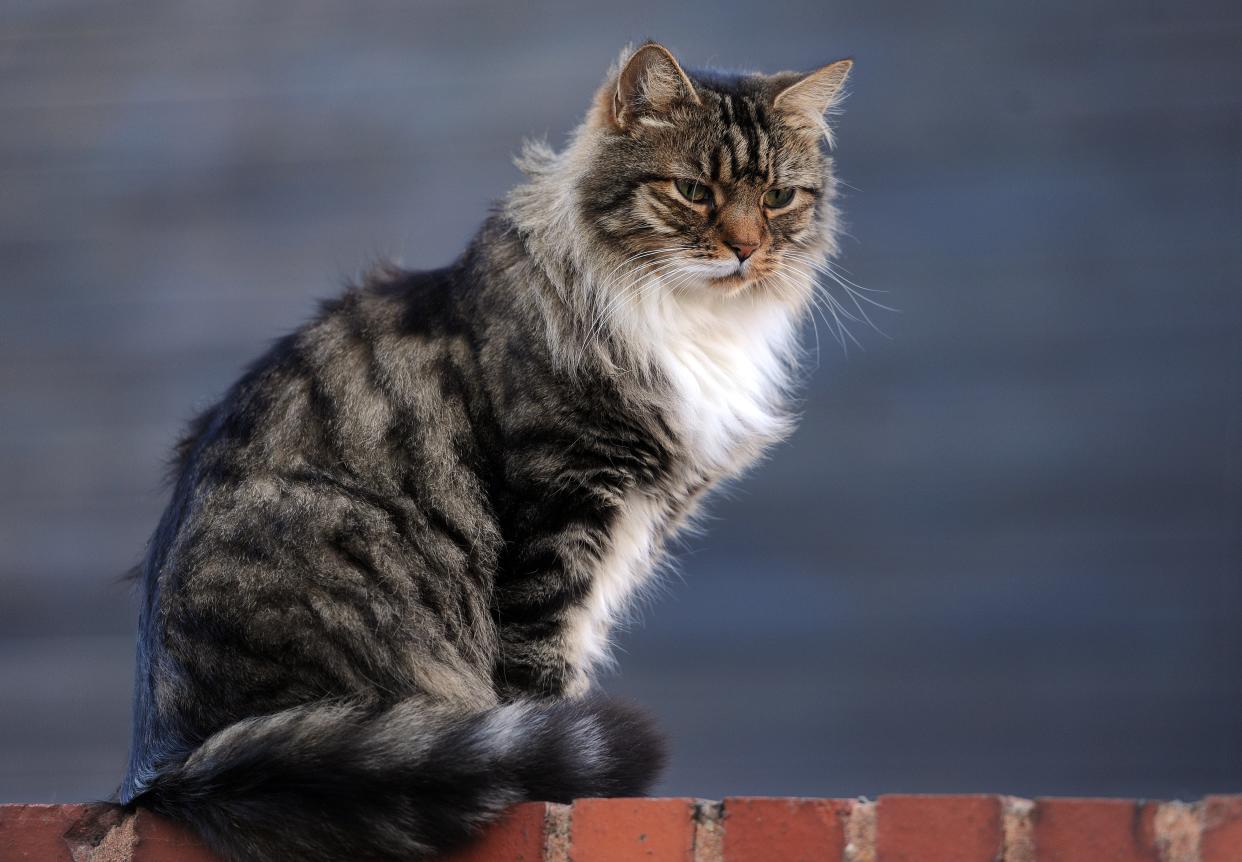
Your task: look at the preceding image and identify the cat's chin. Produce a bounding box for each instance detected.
[708,271,750,290]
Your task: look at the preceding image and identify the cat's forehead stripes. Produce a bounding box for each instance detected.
[701,90,775,184]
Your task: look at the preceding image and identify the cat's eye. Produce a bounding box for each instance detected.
[763,188,796,209]
[674,179,711,205]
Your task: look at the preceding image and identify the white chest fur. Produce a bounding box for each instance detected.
[654,289,799,476]
[564,490,665,690]
[564,284,803,690]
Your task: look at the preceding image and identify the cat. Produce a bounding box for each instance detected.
[118,41,853,862]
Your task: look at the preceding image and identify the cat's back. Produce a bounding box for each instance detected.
[173,261,479,482]
[143,260,505,733]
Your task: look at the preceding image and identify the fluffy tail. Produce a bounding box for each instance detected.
[130,696,665,862]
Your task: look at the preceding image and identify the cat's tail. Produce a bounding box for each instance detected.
[128,696,664,862]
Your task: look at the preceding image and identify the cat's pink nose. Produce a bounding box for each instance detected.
[728,241,758,262]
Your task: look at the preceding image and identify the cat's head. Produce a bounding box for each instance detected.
[573,42,852,301]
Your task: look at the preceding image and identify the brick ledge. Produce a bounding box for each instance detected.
[1,795,1240,861]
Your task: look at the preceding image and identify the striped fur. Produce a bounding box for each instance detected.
[121,42,852,861]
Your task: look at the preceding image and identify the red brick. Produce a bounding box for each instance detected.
[131,810,220,862]
[0,804,94,862]
[722,797,848,861]
[570,798,697,861]
[875,795,1003,862]
[1033,798,1159,862]
[1,804,139,862]
[445,802,550,862]
[1202,795,1242,862]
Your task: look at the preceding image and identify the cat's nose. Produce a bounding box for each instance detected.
[727,241,758,262]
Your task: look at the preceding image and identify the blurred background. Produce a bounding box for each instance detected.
[2,0,1239,804]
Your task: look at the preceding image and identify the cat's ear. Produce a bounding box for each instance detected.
[605,42,700,131]
[772,59,853,128]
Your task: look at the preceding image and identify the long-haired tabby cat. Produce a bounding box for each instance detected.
[119,42,853,861]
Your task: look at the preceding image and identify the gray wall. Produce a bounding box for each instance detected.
[2,0,1239,803]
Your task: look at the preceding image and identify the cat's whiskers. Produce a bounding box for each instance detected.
[584,246,690,338]
[779,251,892,342]
[814,270,885,340]
[588,255,682,340]
[577,253,686,368]
[606,261,709,346]
[786,251,885,305]
[761,267,820,363]
[812,284,864,352]
[816,258,887,294]
[769,261,858,353]
[765,264,834,356]
[654,264,703,297]
[784,250,897,337]
[585,266,698,375]
[595,246,693,295]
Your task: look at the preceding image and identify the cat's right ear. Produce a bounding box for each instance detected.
[598,42,700,132]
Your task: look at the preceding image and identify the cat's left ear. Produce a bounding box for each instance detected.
[604,42,700,131]
[772,59,853,126]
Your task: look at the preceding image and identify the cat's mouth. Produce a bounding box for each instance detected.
[707,258,764,288]
[678,256,766,291]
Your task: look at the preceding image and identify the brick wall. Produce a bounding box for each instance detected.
[2,795,1240,861]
